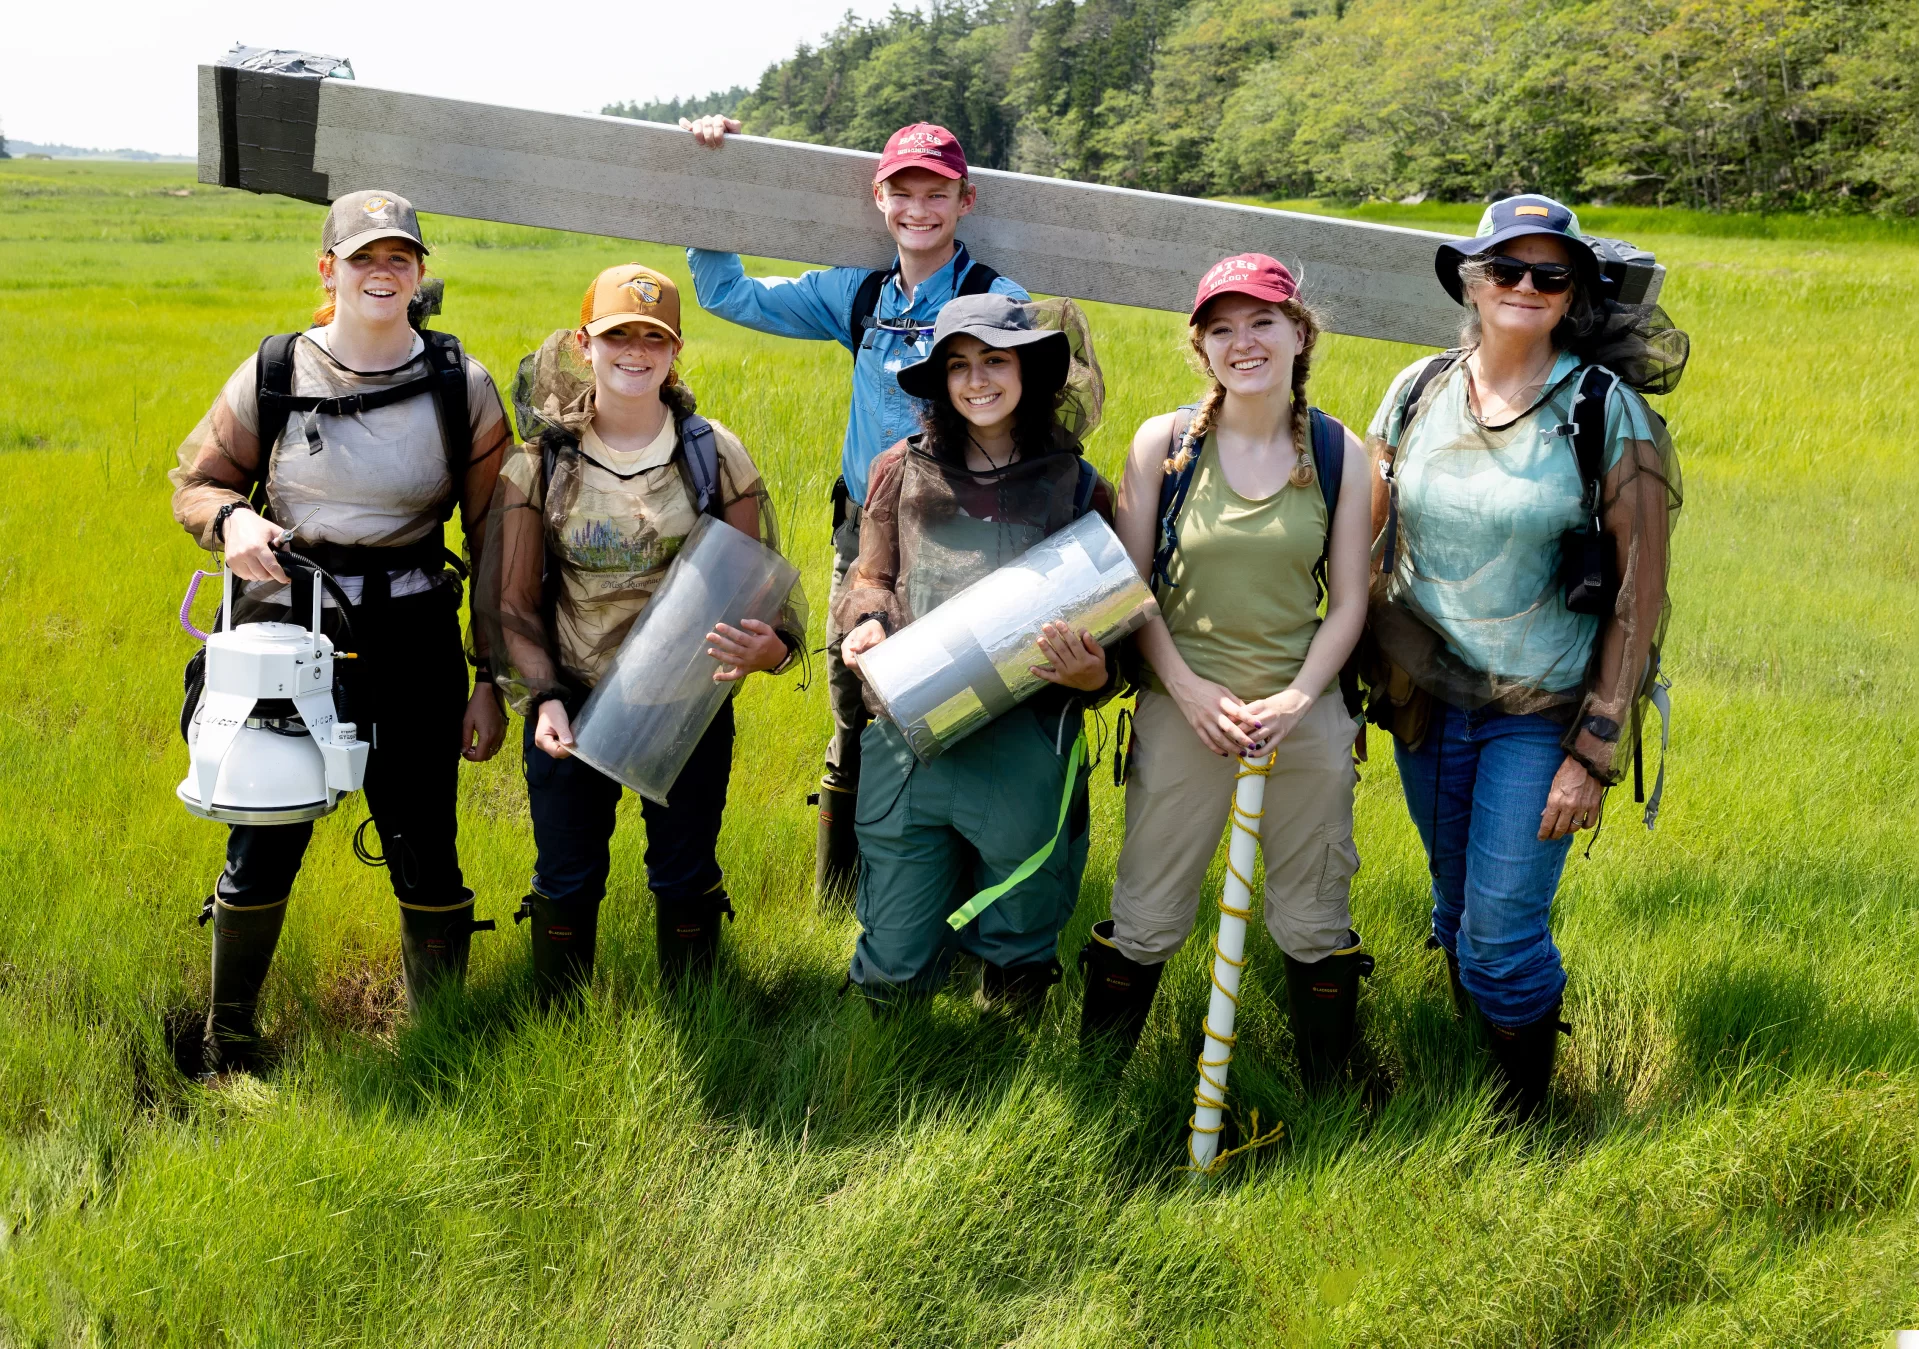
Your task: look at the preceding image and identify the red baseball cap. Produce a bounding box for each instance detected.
[874,123,969,183]
[1191,253,1299,318]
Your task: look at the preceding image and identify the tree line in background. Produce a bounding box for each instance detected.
[603,88,752,127]
[604,0,1918,215]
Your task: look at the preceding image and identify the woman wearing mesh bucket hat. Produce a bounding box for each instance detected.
[1365,195,1684,1120]
[836,292,1115,1014]
[472,264,806,1003]
[169,190,512,1075]
[1080,255,1375,1090]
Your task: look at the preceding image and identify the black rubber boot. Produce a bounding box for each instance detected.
[1479,1002,1571,1121]
[1282,928,1376,1090]
[398,890,495,1018]
[514,892,600,1009]
[1076,919,1165,1058]
[200,894,288,1077]
[655,888,733,992]
[814,779,860,906]
[979,958,1062,1019]
[1427,932,1474,1020]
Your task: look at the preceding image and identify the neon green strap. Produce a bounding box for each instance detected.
[945,729,1086,931]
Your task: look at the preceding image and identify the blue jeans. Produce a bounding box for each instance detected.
[522,701,734,908]
[1394,702,1573,1027]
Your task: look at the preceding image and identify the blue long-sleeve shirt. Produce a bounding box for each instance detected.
[685,243,1029,505]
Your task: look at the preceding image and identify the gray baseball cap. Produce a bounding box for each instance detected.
[322,189,430,258]
[896,292,1069,401]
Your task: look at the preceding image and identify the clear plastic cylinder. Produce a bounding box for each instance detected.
[859,512,1157,762]
[569,515,799,803]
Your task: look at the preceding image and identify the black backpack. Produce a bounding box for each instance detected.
[1148,405,1361,715]
[848,250,1002,347]
[252,329,472,522]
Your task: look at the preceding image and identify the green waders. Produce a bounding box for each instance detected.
[848,704,1090,1007]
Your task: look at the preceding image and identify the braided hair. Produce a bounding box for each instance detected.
[1167,296,1322,486]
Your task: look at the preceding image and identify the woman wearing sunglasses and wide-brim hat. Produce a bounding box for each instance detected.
[1364,194,1684,1120]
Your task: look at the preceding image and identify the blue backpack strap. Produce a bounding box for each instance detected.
[1072,458,1098,517]
[676,413,724,519]
[1150,405,1201,593]
[1309,406,1346,597]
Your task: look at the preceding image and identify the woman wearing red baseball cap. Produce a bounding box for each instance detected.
[1079,254,1374,1089]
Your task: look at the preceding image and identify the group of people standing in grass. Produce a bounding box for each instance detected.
[170,115,1679,1122]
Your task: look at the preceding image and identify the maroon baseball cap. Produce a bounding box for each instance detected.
[874,123,969,183]
[1191,253,1299,318]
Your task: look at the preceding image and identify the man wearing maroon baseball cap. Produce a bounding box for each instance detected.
[678,113,1030,899]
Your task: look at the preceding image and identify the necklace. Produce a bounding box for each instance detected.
[1468,349,1557,415]
[968,435,1013,471]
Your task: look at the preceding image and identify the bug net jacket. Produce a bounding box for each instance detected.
[472,329,806,716]
[1367,324,1683,787]
[833,431,1118,723]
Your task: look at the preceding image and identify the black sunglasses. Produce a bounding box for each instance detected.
[1483,256,1576,294]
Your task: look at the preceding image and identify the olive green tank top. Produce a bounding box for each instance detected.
[1153,434,1329,701]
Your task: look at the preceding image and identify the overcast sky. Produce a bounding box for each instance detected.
[6,0,906,155]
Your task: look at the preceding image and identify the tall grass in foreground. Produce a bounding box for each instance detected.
[0,161,1915,1345]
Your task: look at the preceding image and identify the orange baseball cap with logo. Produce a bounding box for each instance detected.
[580,264,682,340]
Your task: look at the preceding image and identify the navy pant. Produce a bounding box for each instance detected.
[523,700,735,907]
[1394,701,1575,1027]
[218,584,468,908]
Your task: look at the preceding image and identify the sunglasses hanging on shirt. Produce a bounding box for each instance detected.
[871,315,938,349]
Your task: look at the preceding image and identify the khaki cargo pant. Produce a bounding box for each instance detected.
[1110,688,1360,965]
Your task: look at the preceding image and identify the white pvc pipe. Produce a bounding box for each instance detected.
[1186,751,1272,1173]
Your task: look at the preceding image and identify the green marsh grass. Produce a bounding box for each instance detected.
[1,161,1916,1344]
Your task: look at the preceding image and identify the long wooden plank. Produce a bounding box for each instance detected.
[200,66,1638,347]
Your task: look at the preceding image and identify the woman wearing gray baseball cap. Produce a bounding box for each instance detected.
[170,189,512,1076]
[836,292,1114,1015]
[1365,194,1684,1119]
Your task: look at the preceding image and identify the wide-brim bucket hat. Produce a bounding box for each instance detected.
[1436,194,1601,304]
[897,293,1071,402]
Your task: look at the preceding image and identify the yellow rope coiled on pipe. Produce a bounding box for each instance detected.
[1183,757,1286,1176]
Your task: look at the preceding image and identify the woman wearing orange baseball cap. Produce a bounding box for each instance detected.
[1082,254,1374,1088]
[475,263,806,1003]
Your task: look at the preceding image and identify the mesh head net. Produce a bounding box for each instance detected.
[474,328,804,714]
[1370,361,1682,787]
[1582,302,1690,397]
[1029,297,1105,443]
